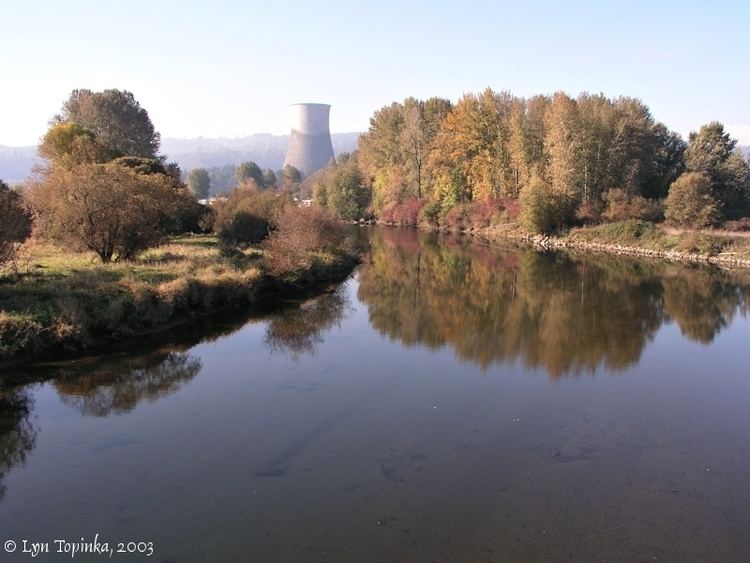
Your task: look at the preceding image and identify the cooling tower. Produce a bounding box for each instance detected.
[283,103,335,176]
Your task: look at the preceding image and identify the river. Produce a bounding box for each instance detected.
[1,226,750,562]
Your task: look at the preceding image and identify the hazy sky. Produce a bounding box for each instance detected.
[2,0,749,146]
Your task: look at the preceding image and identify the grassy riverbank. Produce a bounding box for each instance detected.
[420,219,750,269]
[533,221,750,268]
[0,235,358,363]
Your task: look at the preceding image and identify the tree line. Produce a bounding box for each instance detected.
[186,162,302,199]
[312,88,750,233]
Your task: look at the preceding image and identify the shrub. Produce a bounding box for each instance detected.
[0,181,33,268]
[602,188,663,223]
[520,175,572,234]
[379,202,397,224]
[665,172,721,229]
[263,207,348,278]
[420,201,442,226]
[444,203,471,231]
[214,186,291,245]
[499,197,521,221]
[392,198,424,226]
[29,163,184,263]
[628,196,663,222]
[575,201,603,225]
[468,198,502,229]
[677,233,729,256]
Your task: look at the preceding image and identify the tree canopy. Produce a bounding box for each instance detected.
[351,88,750,233]
[236,161,264,187]
[187,168,211,198]
[683,122,750,218]
[312,154,369,220]
[54,89,160,159]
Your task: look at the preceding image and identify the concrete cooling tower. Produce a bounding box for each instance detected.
[283,103,335,176]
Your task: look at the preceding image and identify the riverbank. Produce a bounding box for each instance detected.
[409,219,750,270]
[518,221,750,269]
[0,235,359,365]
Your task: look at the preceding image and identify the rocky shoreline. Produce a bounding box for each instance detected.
[520,233,750,269]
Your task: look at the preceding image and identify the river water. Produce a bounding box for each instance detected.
[2,226,750,562]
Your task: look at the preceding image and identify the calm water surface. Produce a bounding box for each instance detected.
[2,227,750,562]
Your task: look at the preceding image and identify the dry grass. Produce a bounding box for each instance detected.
[0,236,266,360]
[0,228,357,362]
[566,220,750,260]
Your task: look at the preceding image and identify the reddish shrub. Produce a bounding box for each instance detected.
[392,198,424,226]
[379,202,397,224]
[468,198,502,229]
[445,204,471,231]
[499,198,521,220]
[602,188,663,223]
[575,201,603,225]
[262,206,348,278]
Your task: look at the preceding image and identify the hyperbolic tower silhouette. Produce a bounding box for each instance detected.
[283,103,335,176]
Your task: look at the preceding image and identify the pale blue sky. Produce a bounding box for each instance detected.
[1,0,749,146]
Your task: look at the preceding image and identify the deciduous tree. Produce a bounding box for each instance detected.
[0,181,32,268]
[684,122,750,218]
[187,168,211,198]
[236,161,264,187]
[30,163,185,262]
[665,172,721,228]
[54,89,160,158]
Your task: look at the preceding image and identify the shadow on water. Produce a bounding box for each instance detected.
[357,227,750,376]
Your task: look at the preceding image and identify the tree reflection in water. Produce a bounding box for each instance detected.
[53,351,203,416]
[264,286,351,360]
[357,227,750,377]
[0,388,37,501]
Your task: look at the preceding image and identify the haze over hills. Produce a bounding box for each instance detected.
[0,132,361,184]
[2,136,747,186]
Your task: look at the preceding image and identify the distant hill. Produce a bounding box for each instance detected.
[743,146,749,158]
[0,132,361,184]
[162,132,360,171]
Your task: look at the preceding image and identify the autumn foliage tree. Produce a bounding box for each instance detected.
[29,89,203,261]
[312,154,370,220]
[358,96,451,208]
[30,163,186,262]
[357,87,700,233]
[53,89,161,159]
[682,122,750,218]
[0,181,32,268]
[665,172,721,228]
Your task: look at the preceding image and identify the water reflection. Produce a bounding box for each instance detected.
[264,286,351,360]
[357,228,750,376]
[53,351,203,416]
[0,388,37,501]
